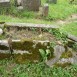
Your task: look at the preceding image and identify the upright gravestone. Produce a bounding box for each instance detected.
[21,0,41,11]
[42,4,49,17]
[0,0,10,7]
[47,0,57,4]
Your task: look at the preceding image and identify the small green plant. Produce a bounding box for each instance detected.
[50,41,56,48]
[39,49,51,62]
[73,42,77,51]
[49,29,62,40]
[49,29,68,44]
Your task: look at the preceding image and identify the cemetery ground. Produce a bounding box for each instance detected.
[0,0,77,36]
[0,0,77,77]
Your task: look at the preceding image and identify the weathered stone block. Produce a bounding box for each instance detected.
[0,0,10,7]
[21,0,41,11]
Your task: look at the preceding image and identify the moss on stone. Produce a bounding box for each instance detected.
[54,62,71,68]
[60,51,73,58]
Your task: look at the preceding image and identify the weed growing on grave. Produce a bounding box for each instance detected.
[73,42,77,51]
[39,49,51,62]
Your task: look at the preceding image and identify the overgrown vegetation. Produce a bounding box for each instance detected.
[49,29,68,43]
[39,49,51,61]
[73,42,77,51]
[0,0,77,77]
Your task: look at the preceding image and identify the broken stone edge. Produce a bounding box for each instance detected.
[4,22,59,29]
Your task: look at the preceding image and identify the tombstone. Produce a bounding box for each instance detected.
[0,0,10,7]
[47,0,57,4]
[21,0,41,11]
[42,4,49,17]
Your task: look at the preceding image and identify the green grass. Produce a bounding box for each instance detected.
[0,15,54,24]
[0,59,77,77]
[46,0,77,20]
[60,22,77,36]
[48,2,77,20]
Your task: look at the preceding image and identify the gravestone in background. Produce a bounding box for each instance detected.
[42,4,49,17]
[0,0,10,7]
[47,0,57,4]
[21,0,41,11]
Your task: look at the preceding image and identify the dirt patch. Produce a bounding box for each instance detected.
[68,14,77,20]
[56,14,77,25]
